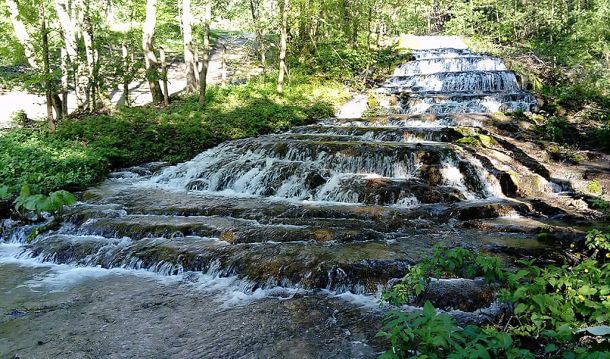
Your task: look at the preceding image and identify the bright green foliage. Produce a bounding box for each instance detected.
[585,230,610,254]
[377,302,465,359]
[379,300,608,359]
[13,184,76,218]
[0,75,347,196]
[380,232,610,358]
[500,259,610,339]
[378,301,535,358]
[590,198,610,216]
[0,129,109,195]
[595,124,610,151]
[299,46,409,82]
[9,110,31,128]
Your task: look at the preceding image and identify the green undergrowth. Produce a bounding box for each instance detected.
[0,73,349,196]
[293,43,410,85]
[379,236,610,358]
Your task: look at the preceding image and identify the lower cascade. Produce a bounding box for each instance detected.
[0,40,591,328]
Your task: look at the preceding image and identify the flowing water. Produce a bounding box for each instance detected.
[1,40,568,357]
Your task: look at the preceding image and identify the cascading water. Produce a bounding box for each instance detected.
[2,37,556,356]
[381,48,537,114]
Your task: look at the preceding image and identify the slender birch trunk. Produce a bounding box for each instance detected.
[221,43,227,86]
[198,0,211,106]
[39,5,54,129]
[160,47,170,106]
[122,43,130,107]
[182,0,197,93]
[142,0,164,103]
[277,0,288,94]
[55,0,88,111]
[60,48,69,116]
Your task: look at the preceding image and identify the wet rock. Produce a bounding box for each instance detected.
[416,278,497,312]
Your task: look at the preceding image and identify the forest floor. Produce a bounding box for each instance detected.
[0,33,262,129]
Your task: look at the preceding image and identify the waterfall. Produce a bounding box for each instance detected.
[1,40,539,301]
[382,48,537,114]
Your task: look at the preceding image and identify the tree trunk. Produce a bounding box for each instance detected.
[122,43,130,107]
[249,0,264,62]
[78,0,95,110]
[142,0,164,103]
[55,0,88,111]
[160,47,170,106]
[182,0,197,93]
[39,4,55,129]
[60,48,69,116]
[194,48,200,85]
[198,0,211,106]
[5,0,38,69]
[277,0,288,94]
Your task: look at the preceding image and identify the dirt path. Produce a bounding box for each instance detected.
[0,33,261,129]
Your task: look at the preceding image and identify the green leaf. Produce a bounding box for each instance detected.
[20,184,31,198]
[544,343,558,353]
[578,285,598,296]
[422,301,436,317]
[515,303,528,314]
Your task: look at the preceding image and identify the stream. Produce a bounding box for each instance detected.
[1,39,579,358]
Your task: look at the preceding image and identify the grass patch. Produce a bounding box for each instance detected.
[0,73,349,195]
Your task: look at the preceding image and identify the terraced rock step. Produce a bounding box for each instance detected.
[385,71,522,93]
[398,92,537,114]
[286,125,466,143]
[393,56,507,76]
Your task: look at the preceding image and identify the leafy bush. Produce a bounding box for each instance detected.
[0,186,9,199]
[500,259,610,339]
[587,180,603,195]
[585,230,610,255]
[9,110,32,128]
[380,236,610,358]
[13,184,76,219]
[299,43,407,81]
[537,115,569,142]
[378,302,536,359]
[0,129,110,195]
[595,123,610,151]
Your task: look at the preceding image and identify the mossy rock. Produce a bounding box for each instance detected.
[457,134,495,147]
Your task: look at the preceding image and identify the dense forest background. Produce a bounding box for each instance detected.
[1,0,608,115]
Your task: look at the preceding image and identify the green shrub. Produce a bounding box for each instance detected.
[537,115,569,142]
[9,110,32,128]
[587,180,603,195]
[378,302,536,359]
[595,123,610,151]
[13,184,76,219]
[380,234,610,358]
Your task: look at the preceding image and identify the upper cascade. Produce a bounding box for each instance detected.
[381,46,537,115]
